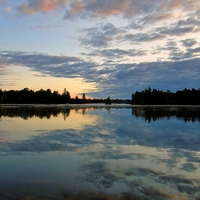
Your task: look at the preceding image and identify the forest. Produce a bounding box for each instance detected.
[0,87,200,105]
[131,87,200,105]
[0,88,121,104]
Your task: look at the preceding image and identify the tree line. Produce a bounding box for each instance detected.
[0,88,128,104]
[0,88,71,104]
[0,87,199,105]
[131,87,200,105]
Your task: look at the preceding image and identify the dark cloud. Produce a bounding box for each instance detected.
[1,50,200,98]
[79,17,200,51]
[181,38,197,47]
[170,47,200,61]
[187,46,200,55]
[152,39,200,61]
[80,24,164,48]
[82,48,146,59]
[166,46,200,62]
[159,25,199,36]
[0,50,97,80]
[125,32,165,43]
[155,17,200,37]
[79,23,124,48]
[126,21,143,30]
[165,40,184,60]
[160,40,179,52]
[110,59,200,96]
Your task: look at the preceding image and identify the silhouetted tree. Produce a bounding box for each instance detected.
[105,96,111,104]
[0,88,71,104]
[131,88,200,105]
[82,93,86,103]
[62,88,71,103]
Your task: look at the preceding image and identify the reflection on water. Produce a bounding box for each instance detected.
[0,105,200,199]
[1,105,200,122]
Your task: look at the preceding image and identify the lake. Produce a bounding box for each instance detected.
[0,105,200,200]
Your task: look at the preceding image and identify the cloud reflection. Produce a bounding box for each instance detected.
[1,106,200,199]
[79,161,123,189]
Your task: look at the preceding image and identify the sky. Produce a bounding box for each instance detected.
[0,0,200,99]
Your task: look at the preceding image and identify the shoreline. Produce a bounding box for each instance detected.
[1,103,200,108]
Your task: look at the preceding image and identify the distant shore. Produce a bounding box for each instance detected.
[1,103,200,108]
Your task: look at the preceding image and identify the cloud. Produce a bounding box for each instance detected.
[15,0,200,35]
[158,24,200,36]
[125,21,143,30]
[125,32,165,43]
[3,6,11,12]
[65,0,132,19]
[152,39,200,61]
[79,17,200,51]
[79,23,124,48]
[64,0,200,20]
[17,0,69,15]
[0,50,95,79]
[0,50,100,93]
[79,161,123,189]
[82,48,146,59]
[1,50,200,98]
[152,17,200,38]
[181,38,198,47]
[15,0,200,29]
[105,59,200,97]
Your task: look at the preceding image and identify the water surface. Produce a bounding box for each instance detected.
[0,105,200,199]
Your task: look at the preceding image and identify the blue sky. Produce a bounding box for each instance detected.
[0,0,200,98]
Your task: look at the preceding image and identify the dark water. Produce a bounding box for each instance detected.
[0,105,200,199]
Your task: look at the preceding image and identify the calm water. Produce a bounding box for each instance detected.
[0,105,200,199]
